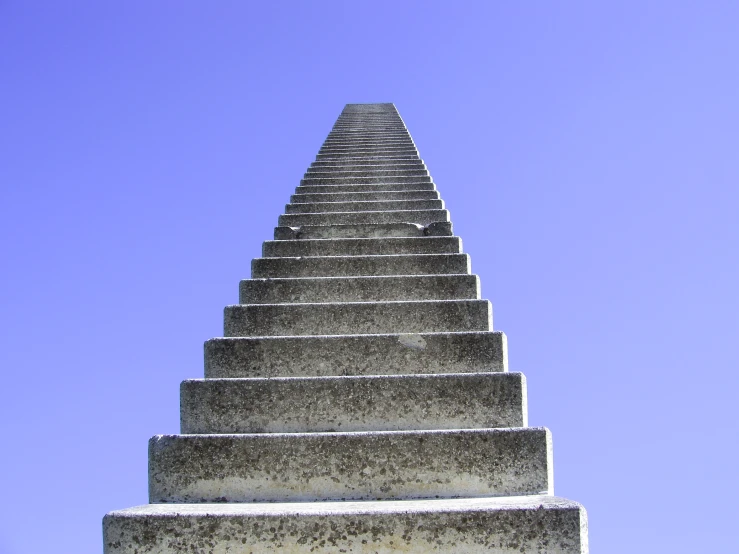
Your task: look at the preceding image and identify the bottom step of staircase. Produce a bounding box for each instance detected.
[104,495,587,553]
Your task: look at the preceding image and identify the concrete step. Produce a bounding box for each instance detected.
[319,146,418,154]
[148,428,552,503]
[326,135,411,142]
[332,121,404,126]
[325,133,410,140]
[262,236,461,257]
[304,169,428,177]
[274,221,453,239]
[252,252,469,278]
[330,126,406,130]
[278,209,448,227]
[309,160,427,169]
[291,190,439,202]
[205,331,507,378]
[285,199,443,214]
[322,136,413,143]
[223,299,492,336]
[181,373,525,434]
[316,150,419,159]
[297,182,435,193]
[323,135,409,141]
[331,124,405,129]
[321,142,415,150]
[240,274,478,304]
[326,131,410,139]
[300,176,432,185]
[315,153,421,161]
[104,496,587,554]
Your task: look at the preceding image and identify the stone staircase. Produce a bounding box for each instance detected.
[103,103,588,553]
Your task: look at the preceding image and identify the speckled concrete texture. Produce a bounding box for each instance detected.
[252,252,470,278]
[204,331,508,377]
[285,199,442,213]
[304,167,425,176]
[278,208,448,227]
[300,174,428,184]
[180,373,526,433]
[291,189,437,202]
[261,236,460,257]
[104,496,587,554]
[307,160,427,169]
[273,221,452,239]
[239,274,479,304]
[297,182,435,193]
[223,299,492,336]
[148,428,552,503]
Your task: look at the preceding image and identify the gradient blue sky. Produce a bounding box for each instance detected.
[2,2,738,552]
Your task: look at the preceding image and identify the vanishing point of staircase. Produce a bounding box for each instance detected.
[103,103,588,553]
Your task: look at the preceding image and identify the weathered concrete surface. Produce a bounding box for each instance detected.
[104,496,587,554]
[278,209,448,227]
[262,236,460,257]
[297,182,436,193]
[316,151,422,162]
[308,160,426,169]
[223,299,492,336]
[285,199,443,213]
[291,190,438,202]
[326,127,410,136]
[240,274,479,304]
[180,373,526,433]
[273,221,452,239]
[303,169,427,179]
[315,152,420,160]
[252,253,470,278]
[204,331,508,378]
[317,143,416,151]
[316,151,419,159]
[148,428,552,503]
[319,143,416,150]
[310,157,424,167]
[300,175,430,185]
[322,133,411,139]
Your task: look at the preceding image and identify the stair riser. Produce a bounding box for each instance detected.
[305,170,428,177]
[329,124,408,129]
[297,183,436,193]
[223,300,492,336]
[321,144,416,151]
[301,176,432,185]
[240,274,478,304]
[278,209,448,227]
[315,153,421,161]
[180,373,526,433]
[148,428,552,503]
[326,135,411,141]
[252,253,469,278]
[104,497,586,554]
[315,152,420,160]
[262,236,460,257]
[322,138,414,144]
[330,123,406,128]
[285,199,443,214]
[205,331,508,378]
[318,149,419,157]
[291,191,439,202]
[309,163,427,170]
[273,221,453,240]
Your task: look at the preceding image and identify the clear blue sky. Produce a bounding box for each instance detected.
[1,2,738,552]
